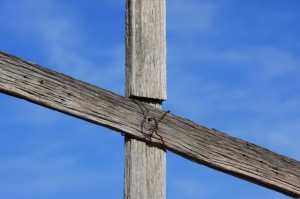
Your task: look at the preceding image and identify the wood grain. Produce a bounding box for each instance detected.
[124,101,166,199]
[125,0,167,198]
[0,51,299,198]
[125,0,167,100]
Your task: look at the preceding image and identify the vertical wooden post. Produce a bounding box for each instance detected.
[124,0,166,199]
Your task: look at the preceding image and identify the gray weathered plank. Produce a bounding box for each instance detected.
[124,101,166,199]
[0,51,299,198]
[125,0,167,100]
[124,0,167,198]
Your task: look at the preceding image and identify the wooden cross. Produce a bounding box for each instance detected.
[125,1,167,198]
[0,1,299,198]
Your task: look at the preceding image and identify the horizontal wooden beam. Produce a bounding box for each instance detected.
[0,51,299,198]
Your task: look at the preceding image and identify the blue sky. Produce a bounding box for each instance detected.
[0,0,299,198]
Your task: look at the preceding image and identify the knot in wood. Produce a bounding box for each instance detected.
[143,116,159,133]
[132,99,170,150]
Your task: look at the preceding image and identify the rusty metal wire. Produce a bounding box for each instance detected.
[132,99,170,151]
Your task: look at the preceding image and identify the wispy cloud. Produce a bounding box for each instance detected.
[166,1,300,164]
[0,0,124,93]
[0,1,299,199]
[0,134,122,197]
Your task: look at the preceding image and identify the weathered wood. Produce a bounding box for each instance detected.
[125,0,167,198]
[0,51,300,198]
[125,0,167,100]
[124,101,166,199]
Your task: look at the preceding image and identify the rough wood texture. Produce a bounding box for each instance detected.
[0,51,300,198]
[125,1,167,198]
[124,137,166,199]
[125,0,167,100]
[124,101,166,199]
